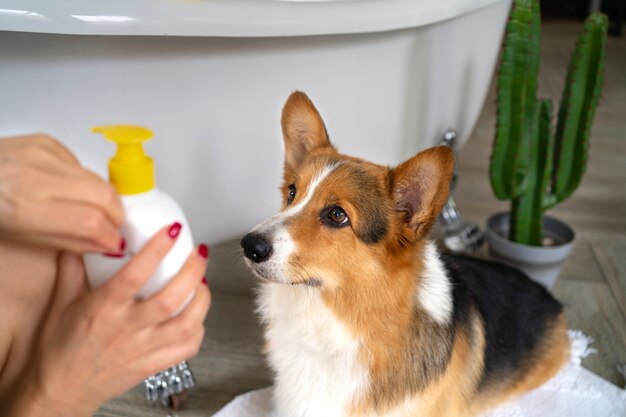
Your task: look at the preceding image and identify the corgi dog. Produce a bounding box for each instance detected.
[240,92,569,417]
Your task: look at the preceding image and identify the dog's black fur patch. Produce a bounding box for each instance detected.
[442,255,563,389]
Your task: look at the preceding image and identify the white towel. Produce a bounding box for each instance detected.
[212,331,626,417]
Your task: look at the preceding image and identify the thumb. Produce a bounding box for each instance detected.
[52,252,88,311]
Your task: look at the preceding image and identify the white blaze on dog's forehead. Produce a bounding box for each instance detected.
[417,242,453,324]
[282,161,341,218]
[251,162,341,234]
[246,162,340,286]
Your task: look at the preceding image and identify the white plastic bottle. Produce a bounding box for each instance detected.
[84,125,194,300]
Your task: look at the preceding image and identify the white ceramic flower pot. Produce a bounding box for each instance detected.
[485,212,575,289]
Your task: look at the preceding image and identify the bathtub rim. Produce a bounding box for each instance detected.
[0,0,511,38]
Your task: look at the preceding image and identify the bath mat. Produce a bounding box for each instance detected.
[211,331,626,417]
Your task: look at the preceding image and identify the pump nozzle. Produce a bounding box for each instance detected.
[92,125,156,195]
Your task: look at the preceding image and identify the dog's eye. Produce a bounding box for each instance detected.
[327,207,349,225]
[287,184,296,204]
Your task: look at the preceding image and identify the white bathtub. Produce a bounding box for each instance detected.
[0,0,510,244]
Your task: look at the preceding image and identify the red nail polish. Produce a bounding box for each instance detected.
[104,252,124,258]
[201,277,208,285]
[168,222,182,239]
[119,237,126,251]
[198,244,209,259]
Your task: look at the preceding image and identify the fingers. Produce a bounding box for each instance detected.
[53,252,89,311]
[47,170,125,228]
[18,201,123,253]
[27,147,125,228]
[101,277,210,380]
[132,245,209,326]
[159,283,211,339]
[23,133,80,166]
[100,223,182,302]
[13,232,112,254]
[134,282,210,356]
[2,133,80,168]
[130,291,208,377]
[131,328,205,380]
[0,133,125,252]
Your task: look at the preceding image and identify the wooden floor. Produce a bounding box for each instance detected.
[96,21,626,417]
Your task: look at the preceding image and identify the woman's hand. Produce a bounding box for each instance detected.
[7,223,211,417]
[0,133,124,253]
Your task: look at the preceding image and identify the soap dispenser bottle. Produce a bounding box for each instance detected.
[84,125,194,299]
[83,125,197,409]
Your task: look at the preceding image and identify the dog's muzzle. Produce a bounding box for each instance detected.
[241,232,273,263]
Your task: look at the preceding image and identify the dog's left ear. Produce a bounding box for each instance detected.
[281,91,335,172]
[389,146,455,240]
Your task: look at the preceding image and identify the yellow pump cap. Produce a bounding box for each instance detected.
[92,125,155,195]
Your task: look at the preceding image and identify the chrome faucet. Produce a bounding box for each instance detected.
[143,360,195,410]
[437,130,484,254]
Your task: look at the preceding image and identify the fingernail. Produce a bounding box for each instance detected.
[168,222,182,239]
[198,244,209,259]
[201,277,208,285]
[105,237,126,257]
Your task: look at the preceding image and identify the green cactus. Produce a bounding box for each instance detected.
[490,0,607,246]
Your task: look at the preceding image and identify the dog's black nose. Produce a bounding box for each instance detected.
[241,233,273,263]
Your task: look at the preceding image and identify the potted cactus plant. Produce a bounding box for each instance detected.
[486,0,608,289]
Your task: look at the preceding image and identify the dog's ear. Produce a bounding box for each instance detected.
[281,91,334,172]
[389,146,455,240]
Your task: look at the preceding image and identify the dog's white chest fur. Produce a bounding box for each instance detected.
[257,284,369,417]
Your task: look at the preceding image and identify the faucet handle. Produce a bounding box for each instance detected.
[143,360,195,410]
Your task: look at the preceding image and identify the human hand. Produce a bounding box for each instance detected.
[0,133,124,253]
[7,223,211,417]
